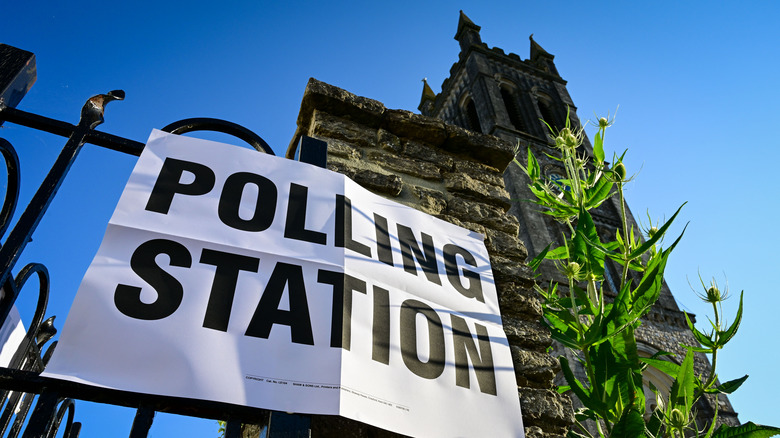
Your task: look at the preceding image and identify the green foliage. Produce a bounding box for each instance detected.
[712,423,780,438]
[515,115,778,438]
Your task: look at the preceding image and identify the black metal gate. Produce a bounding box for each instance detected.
[0,43,320,438]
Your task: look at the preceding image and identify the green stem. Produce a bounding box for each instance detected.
[705,349,719,389]
[568,275,603,425]
[700,300,721,393]
[574,419,596,438]
[563,145,584,208]
[580,347,613,436]
[596,418,606,438]
[569,276,584,340]
[617,182,631,289]
[601,126,606,146]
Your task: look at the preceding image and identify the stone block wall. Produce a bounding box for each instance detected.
[288,78,574,437]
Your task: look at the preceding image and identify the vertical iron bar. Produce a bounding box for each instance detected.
[0,278,20,432]
[0,389,23,436]
[128,407,154,438]
[297,136,327,168]
[224,420,242,438]
[21,390,59,438]
[67,422,81,438]
[7,390,36,438]
[267,413,312,438]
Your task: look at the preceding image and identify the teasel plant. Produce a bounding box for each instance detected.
[514,114,779,438]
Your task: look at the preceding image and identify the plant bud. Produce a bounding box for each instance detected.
[697,279,729,304]
[599,117,608,129]
[565,132,578,148]
[706,285,722,303]
[614,162,626,180]
[669,408,687,429]
[563,261,582,279]
[647,226,659,239]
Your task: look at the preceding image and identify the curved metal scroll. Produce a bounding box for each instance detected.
[0,139,20,241]
[161,118,274,155]
[48,398,79,438]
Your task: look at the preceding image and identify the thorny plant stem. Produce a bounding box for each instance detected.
[617,182,631,288]
[569,276,585,342]
[562,139,611,436]
[700,300,721,395]
[563,145,584,209]
[522,115,770,437]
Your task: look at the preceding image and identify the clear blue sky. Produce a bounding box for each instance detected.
[3,1,779,436]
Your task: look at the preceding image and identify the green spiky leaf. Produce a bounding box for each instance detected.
[685,311,716,349]
[528,243,552,272]
[712,422,780,438]
[584,174,614,209]
[640,357,681,380]
[526,147,540,181]
[669,348,695,414]
[718,292,744,346]
[546,245,569,260]
[706,375,748,395]
[626,203,686,261]
[560,356,605,411]
[611,406,645,438]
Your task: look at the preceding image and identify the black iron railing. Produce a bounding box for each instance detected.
[0,43,320,438]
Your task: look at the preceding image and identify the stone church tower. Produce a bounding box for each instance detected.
[419,10,740,430]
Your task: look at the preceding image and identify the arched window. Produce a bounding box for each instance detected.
[500,87,526,132]
[537,96,559,133]
[465,98,481,133]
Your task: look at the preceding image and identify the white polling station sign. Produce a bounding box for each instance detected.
[42,130,525,438]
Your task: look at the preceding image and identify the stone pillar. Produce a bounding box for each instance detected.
[288,79,574,438]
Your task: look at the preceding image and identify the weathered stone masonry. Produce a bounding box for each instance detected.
[288,78,574,437]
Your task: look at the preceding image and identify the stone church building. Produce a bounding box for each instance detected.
[286,11,738,437]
